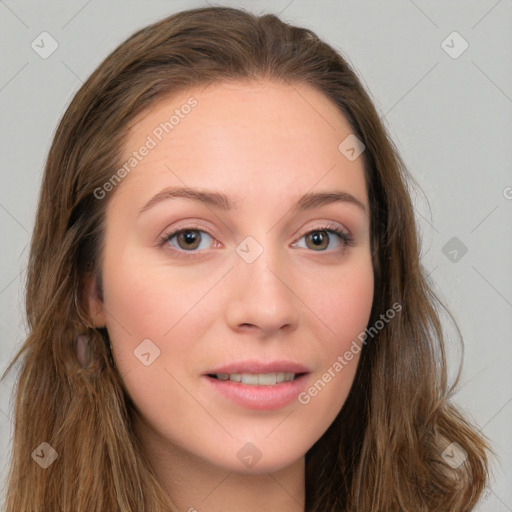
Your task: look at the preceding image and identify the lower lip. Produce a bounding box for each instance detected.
[203,374,309,411]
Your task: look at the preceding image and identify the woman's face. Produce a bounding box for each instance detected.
[88,80,374,474]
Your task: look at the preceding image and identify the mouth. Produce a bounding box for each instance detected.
[203,370,310,410]
[206,372,308,386]
[202,360,311,409]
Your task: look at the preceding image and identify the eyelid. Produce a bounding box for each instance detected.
[299,220,351,240]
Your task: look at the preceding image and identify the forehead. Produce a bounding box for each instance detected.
[126,79,355,143]
[113,80,368,211]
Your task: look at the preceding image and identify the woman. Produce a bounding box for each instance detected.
[2,6,489,511]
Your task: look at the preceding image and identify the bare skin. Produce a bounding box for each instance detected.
[87,80,374,512]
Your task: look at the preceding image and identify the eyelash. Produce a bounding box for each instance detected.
[157,222,355,258]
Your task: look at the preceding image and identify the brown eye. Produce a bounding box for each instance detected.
[176,229,202,250]
[162,228,215,252]
[305,230,330,251]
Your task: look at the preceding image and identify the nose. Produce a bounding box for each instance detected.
[224,240,300,337]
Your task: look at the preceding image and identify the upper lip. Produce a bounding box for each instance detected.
[205,360,310,375]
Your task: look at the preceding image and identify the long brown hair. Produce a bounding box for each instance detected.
[2,6,489,511]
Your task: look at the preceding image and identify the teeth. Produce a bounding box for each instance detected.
[214,372,297,385]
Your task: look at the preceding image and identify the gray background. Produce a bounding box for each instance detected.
[0,0,510,510]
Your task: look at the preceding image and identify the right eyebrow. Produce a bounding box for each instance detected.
[138,187,236,217]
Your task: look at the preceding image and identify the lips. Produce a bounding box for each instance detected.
[203,366,311,410]
[202,359,312,409]
[204,359,310,375]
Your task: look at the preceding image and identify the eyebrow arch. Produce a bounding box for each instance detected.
[293,191,368,217]
[138,186,369,217]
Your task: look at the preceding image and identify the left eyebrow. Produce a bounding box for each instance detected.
[292,191,369,217]
[138,186,369,217]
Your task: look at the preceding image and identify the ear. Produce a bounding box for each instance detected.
[84,272,107,328]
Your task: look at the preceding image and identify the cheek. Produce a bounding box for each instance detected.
[99,256,208,426]
[308,255,374,351]
[101,247,205,336]
[303,258,372,382]
[332,270,374,346]
[292,255,373,414]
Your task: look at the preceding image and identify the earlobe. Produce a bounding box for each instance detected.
[84,272,107,328]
